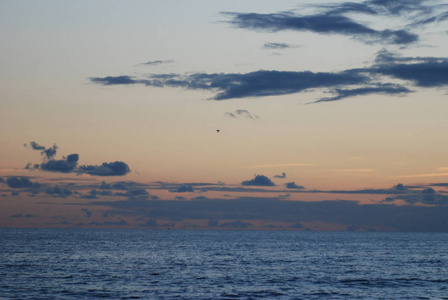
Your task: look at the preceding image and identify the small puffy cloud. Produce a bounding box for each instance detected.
[224,109,259,119]
[285,182,305,189]
[27,141,58,160]
[241,175,275,186]
[26,142,131,177]
[6,177,39,189]
[273,172,286,179]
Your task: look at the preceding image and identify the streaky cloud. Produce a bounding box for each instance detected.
[90,51,448,103]
[312,84,411,103]
[263,42,294,49]
[90,75,138,85]
[222,11,418,45]
[139,59,174,66]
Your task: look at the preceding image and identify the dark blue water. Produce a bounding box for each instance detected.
[1,229,447,299]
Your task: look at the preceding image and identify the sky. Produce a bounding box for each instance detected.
[2,0,448,231]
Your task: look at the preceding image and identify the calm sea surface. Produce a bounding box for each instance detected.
[1,229,447,299]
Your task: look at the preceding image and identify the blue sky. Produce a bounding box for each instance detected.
[2,0,448,230]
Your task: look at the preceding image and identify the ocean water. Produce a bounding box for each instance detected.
[0,229,447,299]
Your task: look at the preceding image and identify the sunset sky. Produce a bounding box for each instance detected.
[2,0,448,231]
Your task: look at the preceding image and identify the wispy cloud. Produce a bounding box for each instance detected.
[263,42,296,50]
[224,109,259,119]
[138,60,174,67]
[389,172,448,178]
[253,163,313,168]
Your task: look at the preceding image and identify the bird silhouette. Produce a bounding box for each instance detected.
[216,130,220,133]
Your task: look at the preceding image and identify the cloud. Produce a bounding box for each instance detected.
[263,42,295,49]
[224,109,259,119]
[241,174,275,186]
[26,142,131,176]
[6,176,39,189]
[100,181,141,190]
[169,185,195,193]
[285,182,305,189]
[90,75,138,85]
[46,187,73,198]
[91,69,369,101]
[40,154,79,173]
[27,141,58,160]
[273,172,286,179]
[77,161,131,176]
[139,60,174,66]
[383,187,448,205]
[313,84,411,103]
[222,11,418,45]
[9,214,37,218]
[89,197,448,232]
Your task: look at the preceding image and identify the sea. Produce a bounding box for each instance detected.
[0,229,447,299]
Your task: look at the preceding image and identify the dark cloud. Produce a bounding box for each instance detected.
[242,175,275,186]
[223,0,448,45]
[81,189,99,199]
[90,75,138,85]
[273,172,286,179]
[285,182,305,190]
[169,185,195,193]
[225,109,259,119]
[40,154,79,173]
[100,181,142,190]
[375,60,448,88]
[90,69,368,100]
[263,42,294,49]
[383,187,448,205]
[88,197,448,232]
[26,142,131,176]
[9,214,37,218]
[77,161,131,176]
[6,176,39,189]
[46,187,73,198]
[222,11,418,45]
[27,141,58,160]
